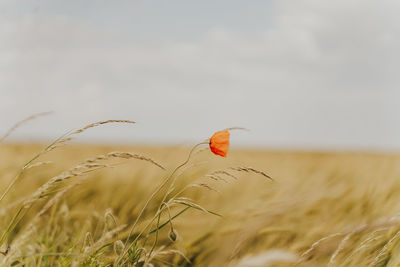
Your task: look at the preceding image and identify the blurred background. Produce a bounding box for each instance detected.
[1,0,399,150]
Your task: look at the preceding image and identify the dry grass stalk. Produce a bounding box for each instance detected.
[298,232,345,263]
[223,127,248,132]
[343,232,386,264]
[141,245,190,265]
[81,152,165,170]
[43,120,135,154]
[24,161,53,170]
[371,228,400,265]
[22,167,100,208]
[0,197,28,216]
[5,182,80,263]
[1,150,164,250]
[0,112,52,143]
[229,167,273,180]
[212,170,238,180]
[327,231,356,267]
[149,247,191,265]
[74,224,127,266]
[70,120,135,135]
[187,183,221,194]
[23,150,164,208]
[106,152,165,170]
[299,216,400,265]
[0,119,135,204]
[116,142,209,264]
[205,174,228,183]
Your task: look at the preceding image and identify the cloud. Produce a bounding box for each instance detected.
[0,0,399,149]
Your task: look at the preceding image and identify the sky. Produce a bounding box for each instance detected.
[1,0,400,150]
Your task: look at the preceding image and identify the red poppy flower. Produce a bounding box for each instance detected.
[209,130,230,157]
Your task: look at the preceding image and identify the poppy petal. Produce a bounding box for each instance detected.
[209,130,230,157]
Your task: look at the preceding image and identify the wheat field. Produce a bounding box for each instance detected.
[1,122,400,266]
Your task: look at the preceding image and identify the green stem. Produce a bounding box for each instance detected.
[148,207,190,235]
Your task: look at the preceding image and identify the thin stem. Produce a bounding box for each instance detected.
[118,207,167,266]
[165,204,174,231]
[0,133,69,203]
[0,206,26,246]
[148,209,163,262]
[147,141,207,257]
[148,207,190,235]
[0,112,52,144]
[117,142,207,264]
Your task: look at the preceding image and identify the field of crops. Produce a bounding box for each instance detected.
[1,123,400,266]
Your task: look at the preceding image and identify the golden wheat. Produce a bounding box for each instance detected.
[1,119,400,266]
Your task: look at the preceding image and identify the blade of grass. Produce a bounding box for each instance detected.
[149,207,191,235]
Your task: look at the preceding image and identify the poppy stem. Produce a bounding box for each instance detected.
[117,141,208,264]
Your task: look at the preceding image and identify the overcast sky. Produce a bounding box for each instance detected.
[1,0,400,150]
